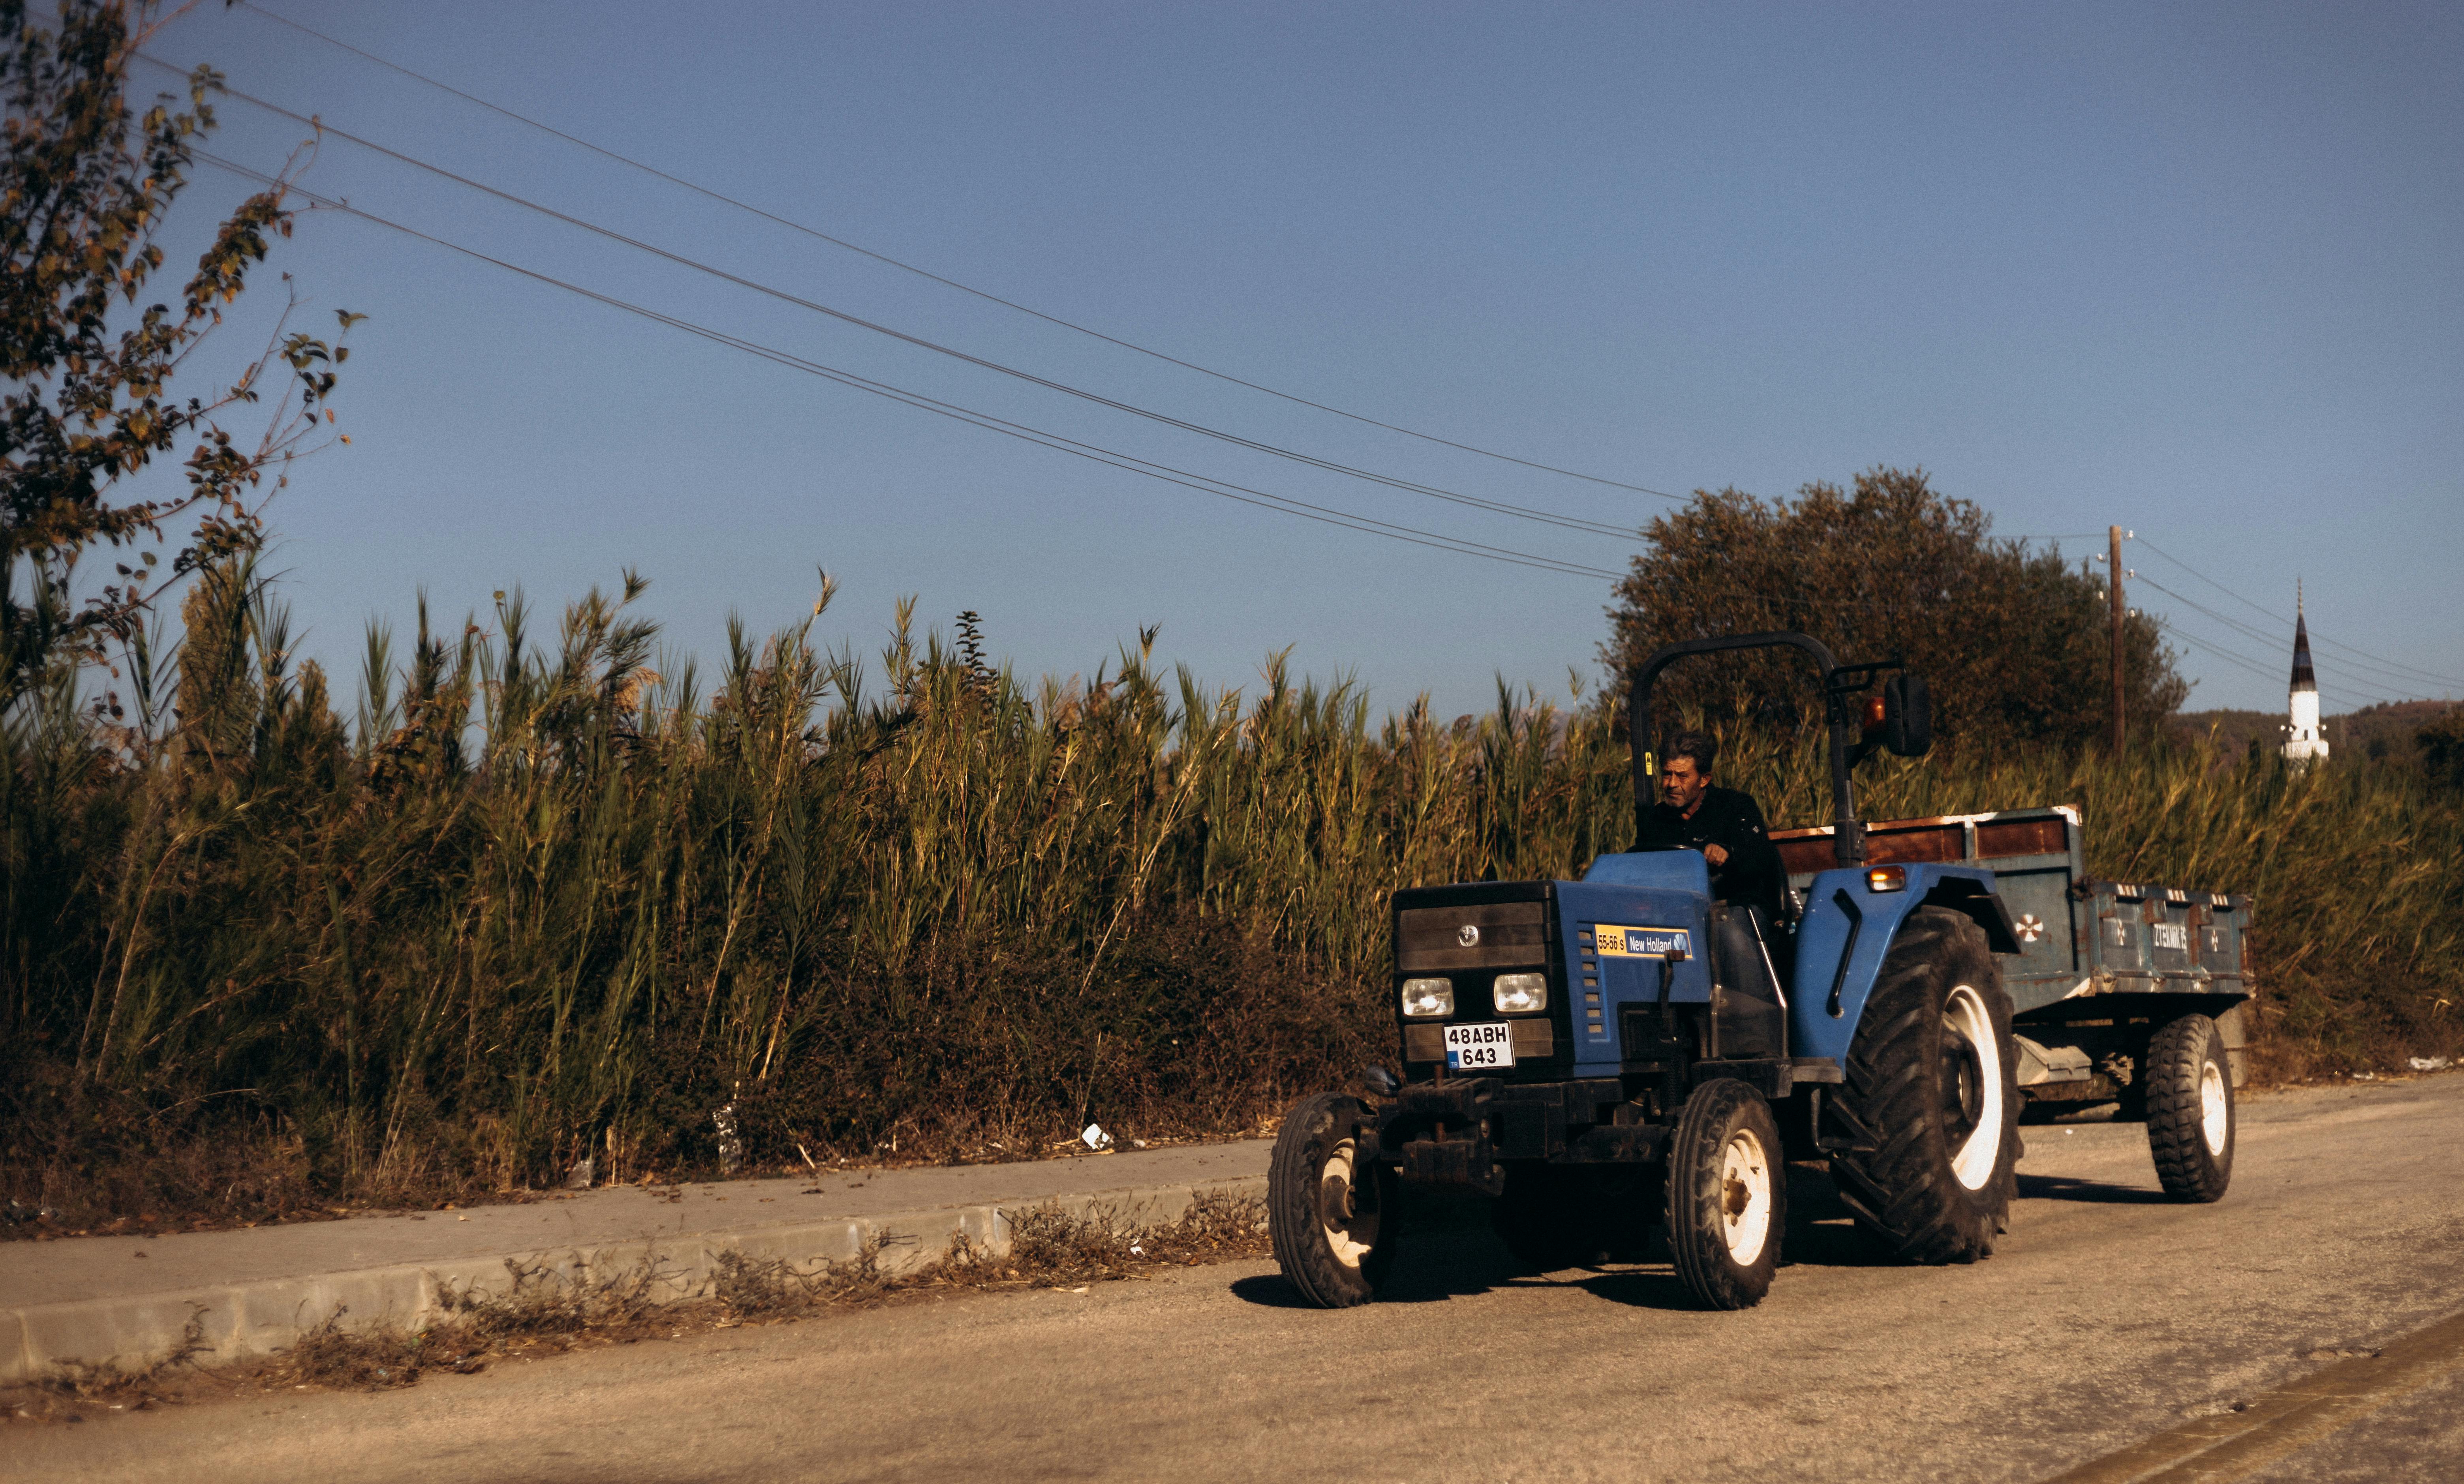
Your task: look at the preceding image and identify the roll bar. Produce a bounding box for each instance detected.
[1627,632,1904,869]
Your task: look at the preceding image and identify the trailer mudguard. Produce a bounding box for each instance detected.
[1789,863,2001,1064]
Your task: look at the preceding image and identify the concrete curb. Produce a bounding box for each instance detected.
[1,1175,1267,1384]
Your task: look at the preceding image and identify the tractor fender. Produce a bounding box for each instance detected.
[1788,863,2004,1066]
[1919,875,2024,957]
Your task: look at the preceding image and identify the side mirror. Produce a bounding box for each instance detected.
[1883,673,1932,757]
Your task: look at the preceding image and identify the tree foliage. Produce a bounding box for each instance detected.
[1,0,352,710]
[2419,708,2464,794]
[1601,467,2186,750]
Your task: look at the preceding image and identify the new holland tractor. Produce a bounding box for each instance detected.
[1267,632,2031,1311]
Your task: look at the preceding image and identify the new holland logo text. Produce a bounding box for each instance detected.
[1593,925,1690,960]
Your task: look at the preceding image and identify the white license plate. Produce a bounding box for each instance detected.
[1443,1022,1515,1070]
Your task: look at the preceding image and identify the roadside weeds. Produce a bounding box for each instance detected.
[0,1191,1273,1425]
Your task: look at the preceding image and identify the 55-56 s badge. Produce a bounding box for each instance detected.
[1593,924,1690,960]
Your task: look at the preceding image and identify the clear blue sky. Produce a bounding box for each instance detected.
[127,0,2462,721]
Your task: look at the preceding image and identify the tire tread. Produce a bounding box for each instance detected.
[2145,1015,2234,1202]
[1826,907,2019,1264]
[1665,1077,1785,1310]
[1268,1092,1392,1307]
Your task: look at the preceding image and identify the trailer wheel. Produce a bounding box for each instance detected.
[1828,906,2019,1264]
[2145,1014,2235,1202]
[1666,1077,1785,1310]
[1268,1091,1397,1307]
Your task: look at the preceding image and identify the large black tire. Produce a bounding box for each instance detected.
[1268,1092,1398,1307]
[1828,906,2020,1264]
[1665,1077,1786,1310]
[2145,1014,2235,1202]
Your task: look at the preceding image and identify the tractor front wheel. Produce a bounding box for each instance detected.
[1268,1091,1397,1307]
[1665,1077,1785,1310]
[2145,1014,2235,1202]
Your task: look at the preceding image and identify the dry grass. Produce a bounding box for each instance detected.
[0,1192,1272,1424]
[0,1304,219,1423]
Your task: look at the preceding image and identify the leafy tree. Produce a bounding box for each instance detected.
[2,0,353,714]
[1602,467,2186,750]
[2420,709,2464,794]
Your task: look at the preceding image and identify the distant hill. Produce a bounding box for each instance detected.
[2171,708,2281,756]
[2173,699,2463,766]
[2336,700,2464,767]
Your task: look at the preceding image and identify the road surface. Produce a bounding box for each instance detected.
[15,1074,2463,1483]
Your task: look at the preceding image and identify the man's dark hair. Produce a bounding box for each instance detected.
[1666,730,1717,773]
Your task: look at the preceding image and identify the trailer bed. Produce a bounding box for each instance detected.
[1773,805,2254,1085]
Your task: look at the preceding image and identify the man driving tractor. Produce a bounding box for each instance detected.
[1636,730,1787,925]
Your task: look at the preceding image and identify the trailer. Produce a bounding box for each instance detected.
[1775,805,2250,1199]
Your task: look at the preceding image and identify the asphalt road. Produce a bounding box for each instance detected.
[16,1075,2463,1484]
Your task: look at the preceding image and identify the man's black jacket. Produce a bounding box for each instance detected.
[1635,785,1787,925]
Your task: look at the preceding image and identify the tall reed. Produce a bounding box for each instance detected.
[4,570,2455,1222]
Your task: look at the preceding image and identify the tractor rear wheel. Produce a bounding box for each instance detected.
[2145,1013,2235,1202]
[1828,906,2019,1264]
[1268,1091,1397,1307]
[1665,1077,1785,1310]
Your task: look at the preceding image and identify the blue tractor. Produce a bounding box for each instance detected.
[1267,632,2028,1310]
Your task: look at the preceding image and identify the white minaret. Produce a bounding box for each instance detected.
[2283,583,2329,767]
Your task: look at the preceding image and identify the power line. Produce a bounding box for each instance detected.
[2145,602,2386,709]
[190,151,2002,625]
[152,59,1657,546]
[2152,619,2385,710]
[134,7,2464,703]
[2152,613,2387,710]
[230,0,1693,506]
[2129,574,2434,695]
[2153,620,2282,683]
[2152,541,2462,690]
[151,143,2146,630]
[2135,535,2462,690]
[185,124,2425,670]
[2133,571,2457,698]
[192,150,1633,583]
[163,48,2379,648]
[2133,575,2301,660]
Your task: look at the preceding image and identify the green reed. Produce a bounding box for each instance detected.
[4,573,2455,1214]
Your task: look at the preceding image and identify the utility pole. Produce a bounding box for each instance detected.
[2108,525,2126,756]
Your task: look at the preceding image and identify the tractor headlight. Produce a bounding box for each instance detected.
[1493,973,1548,1013]
[1400,978,1454,1018]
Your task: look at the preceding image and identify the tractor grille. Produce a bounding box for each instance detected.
[1396,901,1548,972]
